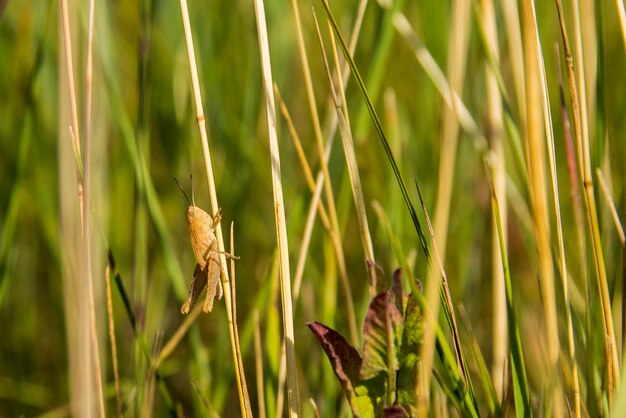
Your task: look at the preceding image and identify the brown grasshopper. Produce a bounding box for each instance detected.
[175,177,233,313]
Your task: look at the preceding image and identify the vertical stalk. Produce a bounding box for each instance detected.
[480,0,507,399]
[83,0,106,415]
[555,0,619,387]
[319,14,376,281]
[253,0,299,415]
[520,1,562,414]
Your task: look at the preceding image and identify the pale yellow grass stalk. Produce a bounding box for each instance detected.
[393,13,489,155]
[274,85,331,230]
[556,0,619,387]
[253,311,267,418]
[308,398,321,418]
[479,0,508,400]
[288,0,342,280]
[60,0,82,174]
[501,0,526,121]
[58,25,90,418]
[520,1,562,414]
[60,0,105,415]
[319,0,369,145]
[253,0,299,415]
[83,0,106,415]
[275,343,287,418]
[313,13,376,277]
[177,0,249,415]
[293,172,325,301]
[427,0,471,271]
[274,84,357,342]
[617,0,626,51]
[539,40,581,418]
[273,85,335,301]
[229,223,253,417]
[596,169,625,245]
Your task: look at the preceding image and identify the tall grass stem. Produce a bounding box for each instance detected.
[253,0,300,414]
[520,1,562,414]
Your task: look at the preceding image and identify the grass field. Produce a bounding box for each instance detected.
[1,0,625,416]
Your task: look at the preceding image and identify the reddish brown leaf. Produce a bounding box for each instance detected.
[307,321,362,395]
[382,405,409,418]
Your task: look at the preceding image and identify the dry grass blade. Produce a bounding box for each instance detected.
[555,42,589,294]
[272,86,325,297]
[596,169,625,245]
[427,0,471,296]
[59,0,105,415]
[253,311,267,418]
[253,0,299,414]
[289,0,360,345]
[230,222,253,417]
[501,0,526,120]
[292,172,324,301]
[617,0,626,51]
[539,38,582,417]
[312,10,376,283]
[520,1,562,414]
[274,83,357,343]
[273,85,323,212]
[308,398,321,418]
[477,0,508,399]
[392,13,488,155]
[276,344,287,418]
[59,0,81,171]
[83,0,105,415]
[327,16,376,268]
[555,0,619,387]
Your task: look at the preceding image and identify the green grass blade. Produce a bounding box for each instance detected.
[491,181,532,418]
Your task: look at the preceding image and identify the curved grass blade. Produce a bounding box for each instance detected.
[319,0,428,260]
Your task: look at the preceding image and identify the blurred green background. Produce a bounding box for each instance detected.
[1,0,625,416]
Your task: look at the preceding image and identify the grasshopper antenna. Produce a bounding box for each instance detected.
[190,174,196,207]
[174,177,193,207]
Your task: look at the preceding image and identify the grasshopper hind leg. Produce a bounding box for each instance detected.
[202,253,222,313]
[181,263,208,314]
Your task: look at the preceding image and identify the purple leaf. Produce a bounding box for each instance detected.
[382,405,410,418]
[307,321,362,395]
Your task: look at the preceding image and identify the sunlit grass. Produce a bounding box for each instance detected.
[0,0,625,417]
